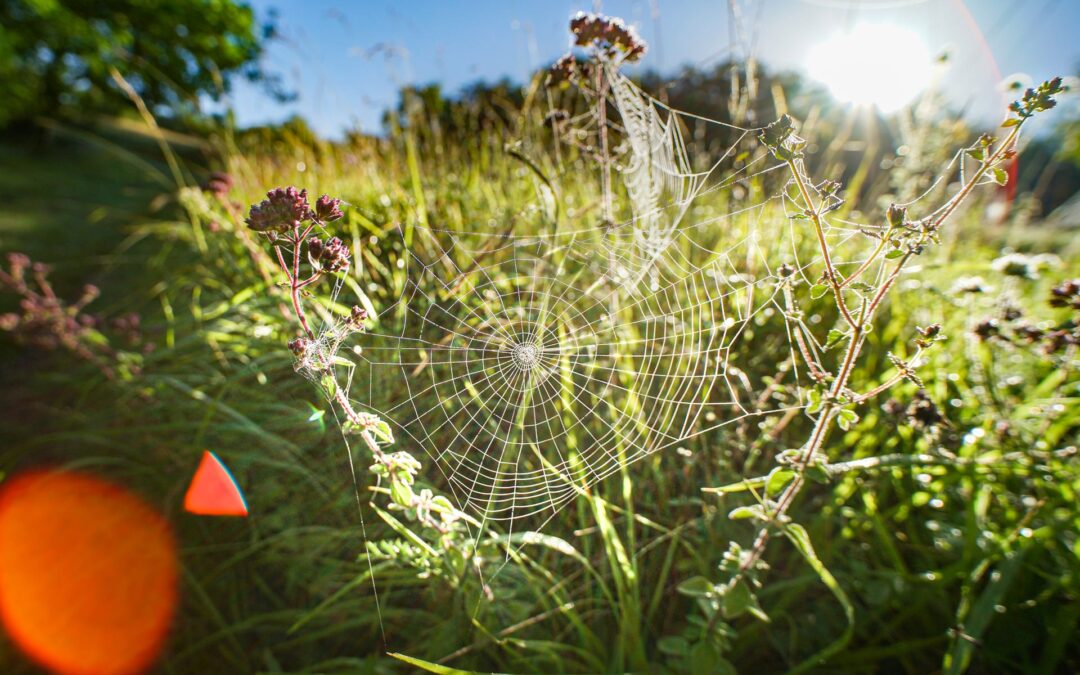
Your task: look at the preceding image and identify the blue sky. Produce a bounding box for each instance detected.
[219,0,1080,138]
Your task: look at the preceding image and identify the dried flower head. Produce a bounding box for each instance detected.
[1015,323,1045,342]
[547,54,578,87]
[0,253,146,379]
[1049,279,1080,310]
[569,12,647,62]
[906,390,943,429]
[314,194,344,222]
[1005,76,1064,125]
[914,323,944,348]
[287,337,309,357]
[950,275,990,295]
[313,237,350,273]
[991,252,1058,280]
[1043,327,1080,354]
[347,305,369,331]
[246,187,310,233]
[973,319,1000,341]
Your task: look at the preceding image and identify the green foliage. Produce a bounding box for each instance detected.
[0,0,281,127]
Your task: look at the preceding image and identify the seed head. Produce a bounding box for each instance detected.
[886,204,907,228]
[914,323,943,348]
[547,54,578,87]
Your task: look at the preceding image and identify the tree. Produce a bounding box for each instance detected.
[0,0,288,128]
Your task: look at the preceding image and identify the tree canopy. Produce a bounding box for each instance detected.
[0,0,285,128]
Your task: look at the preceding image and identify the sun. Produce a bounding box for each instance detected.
[806,23,933,112]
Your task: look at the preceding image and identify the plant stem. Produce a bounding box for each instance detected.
[839,224,895,290]
[786,158,858,330]
[739,121,1025,577]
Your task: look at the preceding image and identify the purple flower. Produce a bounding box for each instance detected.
[314,194,344,222]
[246,186,310,233]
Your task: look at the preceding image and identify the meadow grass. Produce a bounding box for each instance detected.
[1,74,1078,675]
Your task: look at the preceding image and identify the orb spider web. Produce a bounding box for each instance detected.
[303,66,869,526]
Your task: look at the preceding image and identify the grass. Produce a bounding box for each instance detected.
[1,76,1078,675]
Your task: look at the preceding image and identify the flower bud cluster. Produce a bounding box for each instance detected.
[246,187,345,234]
[308,236,350,273]
[569,12,647,62]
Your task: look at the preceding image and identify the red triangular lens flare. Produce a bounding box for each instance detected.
[184,451,248,517]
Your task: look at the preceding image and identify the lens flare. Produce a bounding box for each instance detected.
[0,471,177,675]
[184,450,248,517]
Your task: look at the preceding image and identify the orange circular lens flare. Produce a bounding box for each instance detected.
[0,471,178,675]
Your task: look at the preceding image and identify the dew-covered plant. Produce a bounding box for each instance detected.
[242,186,473,581]
[687,77,1067,667]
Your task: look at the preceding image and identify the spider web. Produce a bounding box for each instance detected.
[286,68,871,528]
[283,54,915,546]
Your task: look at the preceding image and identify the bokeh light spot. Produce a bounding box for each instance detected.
[0,471,177,675]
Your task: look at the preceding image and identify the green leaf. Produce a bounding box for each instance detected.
[690,641,725,673]
[885,249,904,260]
[783,524,854,674]
[991,167,1009,186]
[765,468,796,497]
[837,407,859,431]
[825,329,847,350]
[722,579,754,618]
[677,575,715,598]
[446,546,466,577]
[810,283,829,299]
[702,476,767,495]
[1001,117,1021,127]
[369,418,395,444]
[319,373,336,396]
[945,549,1030,674]
[805,463,831,484]
[657,635,691,657]
[389,653,479,674]
[390,479,414,507]
[728,505,763,520]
